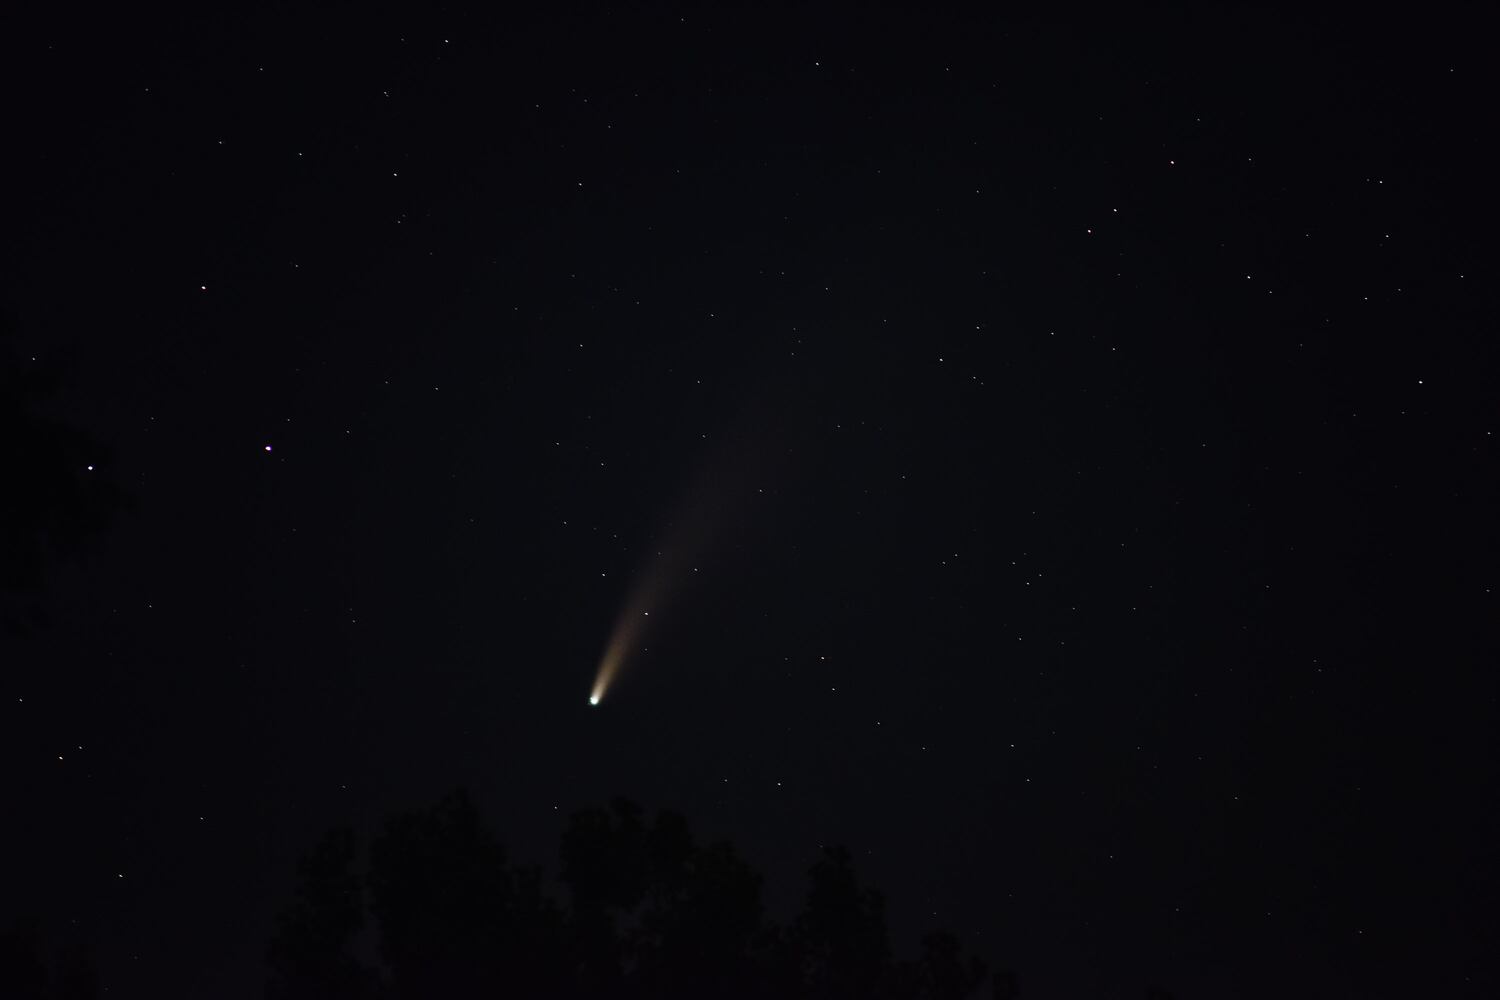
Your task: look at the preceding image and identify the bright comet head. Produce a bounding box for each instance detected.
[588,695,599,706]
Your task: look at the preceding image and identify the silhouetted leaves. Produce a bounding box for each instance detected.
[913,931,989,1000]
[0,921,48,1000]
[633,836,769,999]
[367,789,565,998]
[0,919,98,1000]
[266,792,1022,1000]
[560,797,650,913]
[266,827,378,1000]
[794,845,895,1000]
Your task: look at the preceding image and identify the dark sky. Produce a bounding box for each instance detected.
[3,5,1494,998]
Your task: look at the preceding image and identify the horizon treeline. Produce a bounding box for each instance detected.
[267,789,1014,1000]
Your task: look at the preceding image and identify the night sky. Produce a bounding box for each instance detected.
[3,6,1495,998]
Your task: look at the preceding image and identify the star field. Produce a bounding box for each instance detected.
[1,7,1494,1000]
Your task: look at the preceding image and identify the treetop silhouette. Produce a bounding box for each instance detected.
[267,790,1002,1000]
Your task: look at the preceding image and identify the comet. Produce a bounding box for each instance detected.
[588,548,680,706]
[587,388,800,706]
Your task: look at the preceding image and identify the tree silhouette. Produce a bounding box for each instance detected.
[266,828,379,1000]
[792,845,896,1000]
[0,919,98,1000]
[367,790,565,998]
[266,790,1017,1000]
[912,931,990,1000]
[0,921,48,1000]
[556,797,645,995]
[627,819,772,999]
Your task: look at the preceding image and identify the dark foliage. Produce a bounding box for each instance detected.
[265,791,1022,1000]
[0,919,99,1000]
[364,790,566,998]
[266,828,381,1000]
